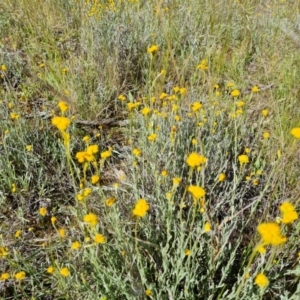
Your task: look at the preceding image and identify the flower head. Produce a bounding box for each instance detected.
[148,134,157,142]
[60,267,70,277]
[51,116,71,131]
[279,202,298,224]
[83,213,98,227]
[133,199,149,217]
[252,86,259,93]
[94,233,106,244]
[91,175,100,184]
[58,101,69,113]
[257,222,286,246]
[14,271,26,281]
[101,150,111,159]
[187,185,206,199]
[255,273,269,289]
[0,273,10,280]
[105,197,116,207]
[186,152,207,168]
[231,89,240,97]
[47,266,55,274]
[203,222,211,232]
[191,102,202,112]
[75,151,95,163]
[147,45,159,54]
[218,173,226,182]
[71,241,81,250]
[238,154,249,164]
[291,127,300,139]
[133,148,142,157]
[39,207,47,217]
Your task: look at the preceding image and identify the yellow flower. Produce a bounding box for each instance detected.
[14,271,26,281]
[11,183,17,193]
[75,151,94,163]
[159,92,168,100]
[15,230,22,238]
[257,222,287,246]
[26,145,33,151]
[291,127,300,139]
[133,148,141,157]
[238,155,249,164]
[60,267,70,277]
[218,173,226,182]
[172,177,181,187]
[191,102,202,112]
[252,85,259,93]
[87,144,98,155]
[91,175,100,184]
[47,266,55,274]
[174,115,181,122]
[161,170,168,177]
[237,100,244,107]
[145,289,152,296]
[51,116,71,131]
[187,185,206,199]
[173,86,180,93]
[186,152,207,168]
[59,228,66,238]
[133,199,149,217]
[82,135,90,143]
[255,273,269,289]
[141,107,151,116]
[148,134,157,142]
[231,89,240,97]
[279,202,298,224]
[105,197,116,207]
[39,207,47,217]
[197,59,208,70]
[203,222,211,232]
[1,65,7,71]
[184,249,191,256]
[147,44,159,54]
[118,94,126,101]
[262,109,269,117]
[256,170,262,175]
[71,241,81,250]
[166,192,172,200]
[0,247,8,258]
[101,150,111,159]
[83,188,92,197]
[84,213,98,227]
[10,112,20,120]
[94,233,106,244]
[263,132,270,139]
[0,273,10,280]
[51,216,57,225]
[227,82,234,88]
[58,101,69,113]
[179,87,187,95]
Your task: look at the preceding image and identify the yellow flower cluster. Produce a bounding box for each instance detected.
[83,213,98,227]
[257,222,286,246]
[279,202,298,224]
[186,152,207,168]
[132,199,149,217]
[76,145,99,163]
[51,116,71,131]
